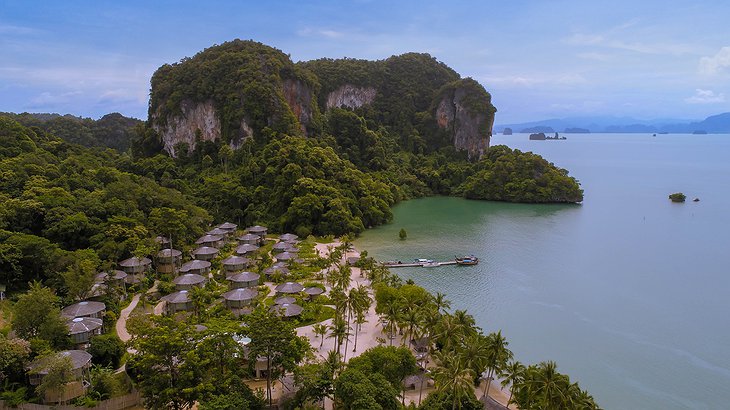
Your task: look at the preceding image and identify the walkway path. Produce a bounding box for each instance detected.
[116,293,140,343]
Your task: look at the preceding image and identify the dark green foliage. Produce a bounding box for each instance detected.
[149,40,320,146]
[0,116,210,292]
[2,112,141,152]
[399,228,407,240]
[347,345,418,389]
[418,389,483,410]
[10,282,70,350]
[88,334,126,369]
[669,192,686,202]
[456,145,584,203]
[333,368,400,410]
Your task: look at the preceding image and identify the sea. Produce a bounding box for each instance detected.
[356,133,730,410]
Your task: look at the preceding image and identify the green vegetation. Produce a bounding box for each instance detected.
[669,192,686,202]
[399,228,407,240]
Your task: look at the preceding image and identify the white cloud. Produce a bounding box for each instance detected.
[577,52,611,61]
[699,47,730,75]
[28,91,82,106]
[296,27,345,39]
[684,89,725,104]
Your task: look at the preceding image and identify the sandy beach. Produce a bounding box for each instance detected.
[294,240,513,408]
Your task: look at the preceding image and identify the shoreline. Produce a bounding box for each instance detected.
[295,240,513,408]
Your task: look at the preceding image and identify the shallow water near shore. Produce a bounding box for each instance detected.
[356,133,730,410]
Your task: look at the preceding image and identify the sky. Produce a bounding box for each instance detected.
[1,0,730,124]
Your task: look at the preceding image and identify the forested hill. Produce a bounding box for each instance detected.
[2,112,141,152]
[146,40,495,159]
[0,116,209,292]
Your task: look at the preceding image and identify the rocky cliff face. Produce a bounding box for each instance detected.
[282,78,315,134]
[325,84,377,110]
[152,100,221,156]
[435,80,495,159]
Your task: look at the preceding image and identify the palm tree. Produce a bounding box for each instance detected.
[433,314,461,351]
[350,285,371,352]
[499,360,525,409]
[328,316,351,357]
[433,292,451,314]
[380,298,401,345]
[460,333,489,382]
[482,331,513,400]
[528,361,570,409]
[431,350,477,410]
[312,323,328,349]
[453,309,478,336]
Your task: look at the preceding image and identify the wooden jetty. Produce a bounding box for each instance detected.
[381,260,459,268]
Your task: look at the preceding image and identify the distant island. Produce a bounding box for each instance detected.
[497,112,730,134]
[503,127,513,135]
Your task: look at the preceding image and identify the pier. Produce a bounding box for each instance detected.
[381,260,460,268]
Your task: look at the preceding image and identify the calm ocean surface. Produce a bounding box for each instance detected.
[356,133,730,410]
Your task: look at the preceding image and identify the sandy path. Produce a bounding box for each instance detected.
[116,293,140,343]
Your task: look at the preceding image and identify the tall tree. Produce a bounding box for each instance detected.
[244,306,309,406]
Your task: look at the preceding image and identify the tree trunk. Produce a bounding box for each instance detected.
[267,356,272,407]
[485,368,493,399]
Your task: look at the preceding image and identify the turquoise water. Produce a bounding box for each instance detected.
[356,133,730,410]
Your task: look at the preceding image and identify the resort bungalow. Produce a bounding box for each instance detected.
[227,271,260,289]
[222,255,251,273]
[222,288,258,310]
[192,246,219,261]
[67,317,103,346]
[235,244,259,256]
[264,264,290,279]
[303,286,325,300]
[179,259,211,276]
[206,227,229,237]
[119,256,151,274]
[61,301,106,320]
[237,233,260,245]
[246,225,268,241]
[279,233,298,243]
[156,248,182,274]
[94,270,127,287]
[275,296,296,305]
[269,303,303,318]
[195,234,224,248]
[275,251,296,262]
[161,290,193,314]
[217,222,238,234]
[274,282,304,296]
[27,350,92,403]
[271,242,292,254]
[155,236,171,249]
[172,273,208,291]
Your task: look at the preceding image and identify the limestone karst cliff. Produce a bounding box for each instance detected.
[148,40,495,158]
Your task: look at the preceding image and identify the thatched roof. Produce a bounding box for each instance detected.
[272,242,291,251]
[28,350,92,373]
[193,246,219,256]
[227,272,260,283]
[279,233,298,242]
[180,259,211,273]
[67,317,103,335]
[222,288,258,301]
[218,222,237,231]
[270,303,303,317]
[247,225,267,234]
[157,248,182,258]
[275,282,304,294]
[222,255,250,266]
[162,290,190,304]
[237,234,259,242]
[173,273,207,286]
[206,228,228,236]
[119,257,151,268]
[275,251,295,261]
[155,236,170,245]
[264,265,289,276]
[61,301,105,318]
[275,296,296,305]
[196,234,223,245]
[94,270,127,283]
[304,287,324,296]
[235,244,259,255]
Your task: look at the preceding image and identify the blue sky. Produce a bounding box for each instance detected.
[1,0,729,123]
